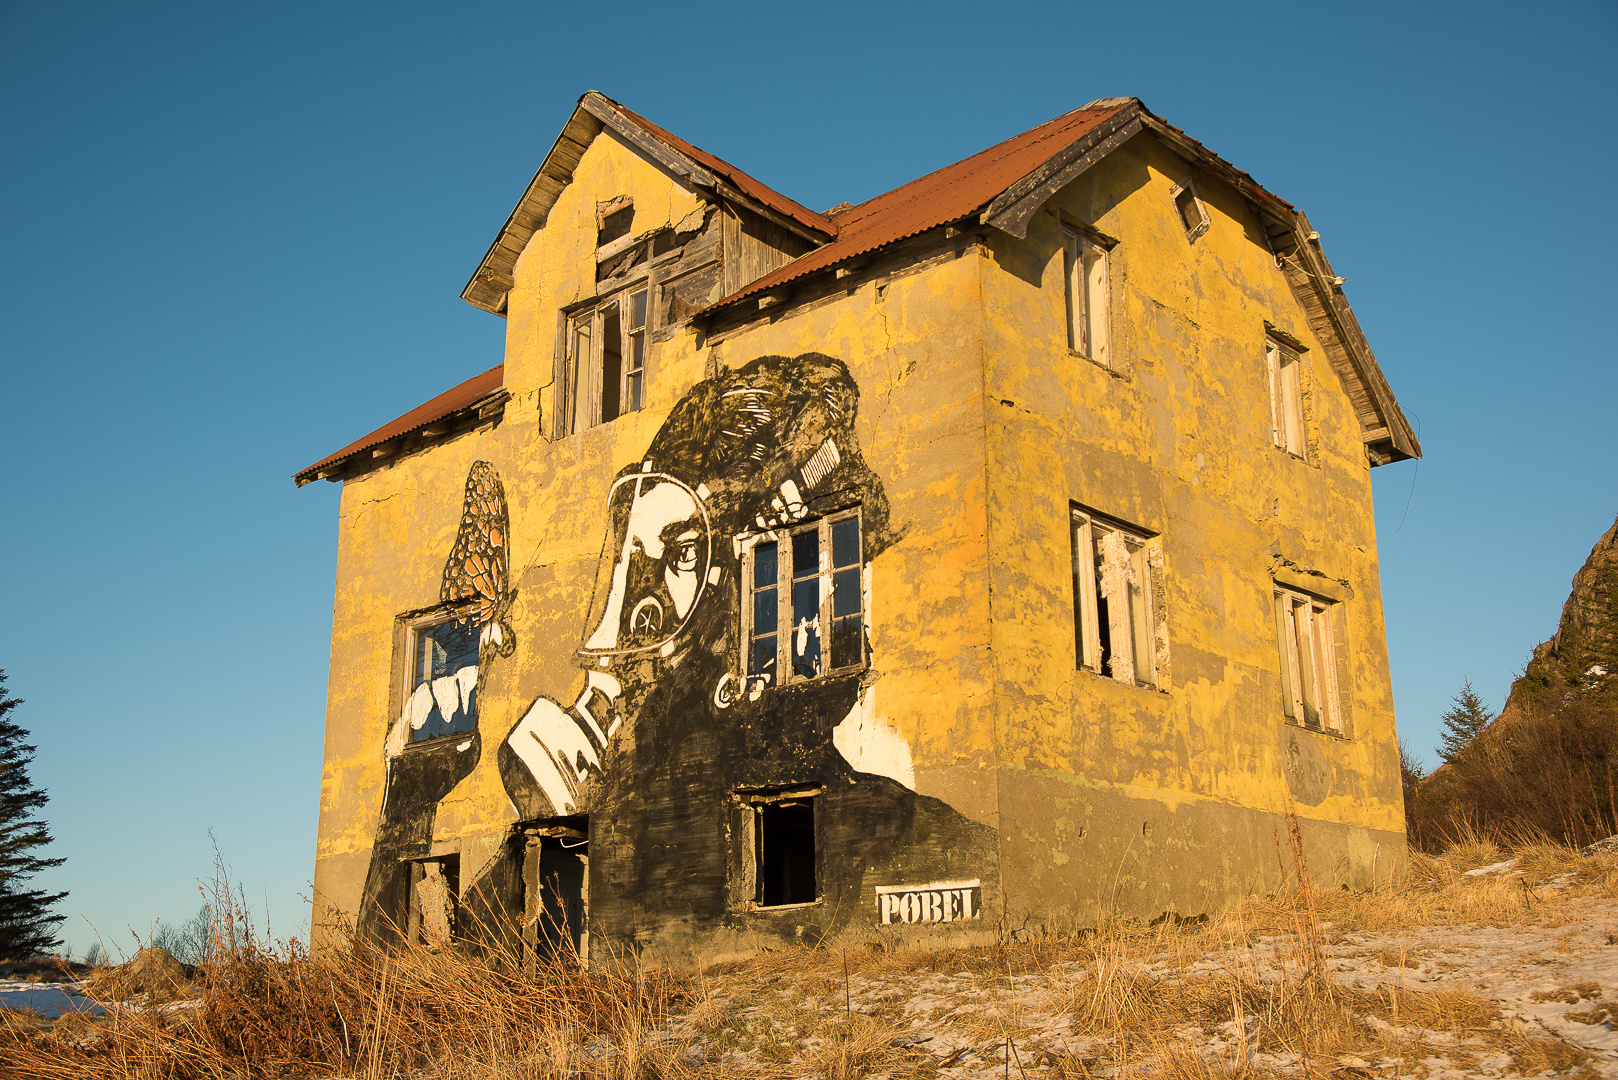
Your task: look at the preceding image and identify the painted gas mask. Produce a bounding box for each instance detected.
[500,352,895,820]
[577,469,717,666]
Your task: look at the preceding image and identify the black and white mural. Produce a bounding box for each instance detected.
[359,355,995,947]
[358,461,513,941]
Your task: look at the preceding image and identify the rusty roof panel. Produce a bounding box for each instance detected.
[293,363,504,485]
[605,98,837,240]
[700,101,1134,313]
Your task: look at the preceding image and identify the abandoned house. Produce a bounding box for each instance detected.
[297,92,1420,962]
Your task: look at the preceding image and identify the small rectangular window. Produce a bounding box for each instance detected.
[406,617,478,743]
[561,283,653,435]
[1072,506,1159,687]
[735,789,819,909]
[741,509,866,692]
[1063,227,1111,368]
[1275,587,1342,732]
[1266,337,1306,458]
[1171,175,1209,242]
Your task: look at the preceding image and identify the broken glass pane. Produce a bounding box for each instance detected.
[791,529,821,678]
[410,618,479,742]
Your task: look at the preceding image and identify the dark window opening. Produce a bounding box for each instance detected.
[598,206,633,247]
[758,800,816,907]
[523,822,588,962]
[599,303,622,423]
[1175,188,1201,231]
[1095,590,1114,678]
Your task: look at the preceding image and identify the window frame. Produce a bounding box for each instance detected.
[732,787,821,911]
[1266,335,1308,459]
[1274,586,1343,733]
[400,605,480,747]
[1062,225,1112,369]
[1070,505,1161,688]
[561,280,653,436]
[1170,174,1210,243]
[738,507,867,692]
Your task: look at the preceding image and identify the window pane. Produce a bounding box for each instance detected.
[629,331,645,371]
[600,304,622,423]
[753,541,778,587]
[832,567,860,617]
[626,370,642,413]
[752,586,777,634]
[792,529,819,578]
[411,619,478,742]
[790,577,821,678]
[1064,237,1082,353]
[831,517,860,569]
[629,288,647,330]
[830,614,862,669]
[749,635,777,679]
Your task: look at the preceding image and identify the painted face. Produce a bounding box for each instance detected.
[579,471,713,662]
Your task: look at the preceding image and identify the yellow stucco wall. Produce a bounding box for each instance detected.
[979,132,1402,924]
[311,124,1404,948]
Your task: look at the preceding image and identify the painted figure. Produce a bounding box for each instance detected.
[498,352,897,818]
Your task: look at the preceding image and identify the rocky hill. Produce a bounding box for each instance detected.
[1414,513,1618,846]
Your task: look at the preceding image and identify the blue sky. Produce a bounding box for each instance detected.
[2,1,1614,954]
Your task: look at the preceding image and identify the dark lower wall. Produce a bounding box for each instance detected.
[996,768,1407,931]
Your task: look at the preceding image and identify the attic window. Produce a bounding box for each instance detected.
[597,201,634,248]
[1171,176,1209,242]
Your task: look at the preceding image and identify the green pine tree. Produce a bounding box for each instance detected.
[0,668,67,959]
[1437,678,1496,764]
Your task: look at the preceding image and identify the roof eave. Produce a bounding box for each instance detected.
[460,91,836,318]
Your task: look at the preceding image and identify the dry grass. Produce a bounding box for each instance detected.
[6,827,1614,1078]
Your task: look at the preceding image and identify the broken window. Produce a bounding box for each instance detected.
[734,790,818,908]
[1266,335,1307,458]
[407,854,459,946]
[741,509,865,691]
[1171,175,1209,242]
[562,283,652,434]
[1071,506,1159,687]
[1063,226,1111,368]
[1275,587,1342,732]
[597,203,634,248]
[405,615,478,743]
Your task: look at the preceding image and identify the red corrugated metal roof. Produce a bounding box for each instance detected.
[605,98,837,240]
[293,363,504,485]
[700,100,1134,313]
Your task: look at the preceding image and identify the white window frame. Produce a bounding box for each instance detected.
[1275,587,1342,732]
[738,508,867,690]
[1063,226,1111,369]
[562,282,651,435]
[1170,174,1210,243]
[1071,506,1159,688]
[1266,335,1307,459]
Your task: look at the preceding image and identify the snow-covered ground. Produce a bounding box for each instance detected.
[0,979,105,1019]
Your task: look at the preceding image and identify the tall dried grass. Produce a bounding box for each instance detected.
[4,897,693,1080]
[7,821,1612,1078]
